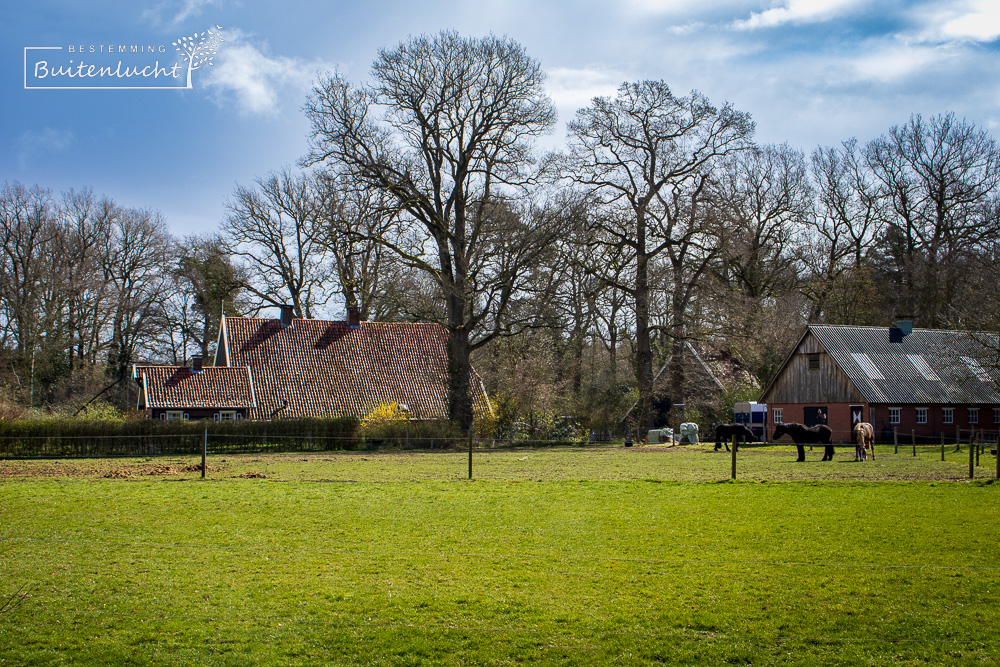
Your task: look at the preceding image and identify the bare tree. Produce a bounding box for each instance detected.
[102,207,172,403]
[162,234,247,362]
[864,113,1000,326]
[223,169,333,318]
[314,176,409,321]
[563,81,754,429]
[799,139,885,323]
[303,31,558,430]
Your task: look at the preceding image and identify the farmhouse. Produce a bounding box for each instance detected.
[760,322,1000,443]
[133,305,489,421]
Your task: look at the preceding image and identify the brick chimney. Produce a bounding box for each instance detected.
[347,305,362,329]
[191,356,203,371]
[279,304,294,328]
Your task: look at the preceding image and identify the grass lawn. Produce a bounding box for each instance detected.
[1,443,998,665]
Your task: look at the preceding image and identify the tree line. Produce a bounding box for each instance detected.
[3,31,1000,432]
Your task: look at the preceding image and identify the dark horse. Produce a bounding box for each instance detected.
[773,422,834,462]
[714,423,756,452]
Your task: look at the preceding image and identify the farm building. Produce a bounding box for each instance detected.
[133,306,490,421]
[760,322,1000,443]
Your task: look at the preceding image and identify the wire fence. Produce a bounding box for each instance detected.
[0,419,586,459]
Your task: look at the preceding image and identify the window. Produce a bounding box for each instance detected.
[851,352,885,379]
[943,407,954,424]
[808,353,820,370]
[969,408,979,425]
[907,354,940,381]
[994,408,1000,424]
[773,408,783,424]
[915,408,927,424]
[216,411,237,421]
[888,408,901,425]
[162,410,187,421]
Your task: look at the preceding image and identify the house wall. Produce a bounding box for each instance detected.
[768,402,861,442]
[148,408,249,421]
[868,404,1000,443]
[769,402,1000,443]
[764,333,864,405]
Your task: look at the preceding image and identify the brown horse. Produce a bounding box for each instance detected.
[852,422,875,461]
[773,422,834,462]
[714,423,756,452]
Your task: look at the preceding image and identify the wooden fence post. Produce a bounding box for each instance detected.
[969,436,975,480]
[202,426,208,479]
[941,432,945,461]
[468,431,473,480]
[912,430,916,457]
[730,435,737,480]
[894,428,898,454]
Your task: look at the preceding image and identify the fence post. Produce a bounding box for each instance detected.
[969,436,975,480]
[730,435,737,480]
[941,432,945,461]
[202,427,207,479]
[912,430,916,457]
[894,428,898,454]
[468,431,473,480]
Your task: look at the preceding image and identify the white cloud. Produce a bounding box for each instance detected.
[546,66,627,114]
[920,0,1000,43]
[733,0,867,30]
[202,29,333,116]
[142,0,222,28]
[15,127,74,170]
[846,43,946,83]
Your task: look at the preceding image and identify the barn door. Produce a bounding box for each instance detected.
[850,405,864,425]
[804,406,828,427]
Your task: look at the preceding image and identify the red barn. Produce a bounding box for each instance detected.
[760,322,1000,443]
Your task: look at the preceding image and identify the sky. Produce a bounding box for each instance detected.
[3,0,1000,236]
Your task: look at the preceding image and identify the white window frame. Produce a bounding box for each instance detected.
[942,407,954,425]
[888,407,901,425]
[915,407,927,425]
[163,410,187,421]
[968,407,979,425]
[773,408,783,424]
[215,410,238,421]
[994,408,1000,424]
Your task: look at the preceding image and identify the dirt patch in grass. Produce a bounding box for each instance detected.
[0,457,226,480]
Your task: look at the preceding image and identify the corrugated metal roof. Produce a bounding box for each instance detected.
[809,325,1000,404]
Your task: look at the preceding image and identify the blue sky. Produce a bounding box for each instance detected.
[4,0,1000,236]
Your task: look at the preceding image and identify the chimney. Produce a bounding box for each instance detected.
[191,356,203,371]
[347,304,362,329]
[279,305,294,328]
[889,317,913,343]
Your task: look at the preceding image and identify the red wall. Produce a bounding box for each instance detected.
[768,403,999,443]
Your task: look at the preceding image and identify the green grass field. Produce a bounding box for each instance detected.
[1,444,998,665]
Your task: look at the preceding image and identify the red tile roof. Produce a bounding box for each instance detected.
[215,317,484,420]
[133,365,256,410]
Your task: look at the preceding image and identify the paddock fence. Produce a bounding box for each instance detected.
[0,418,588,459]
[727,426,1000,480]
